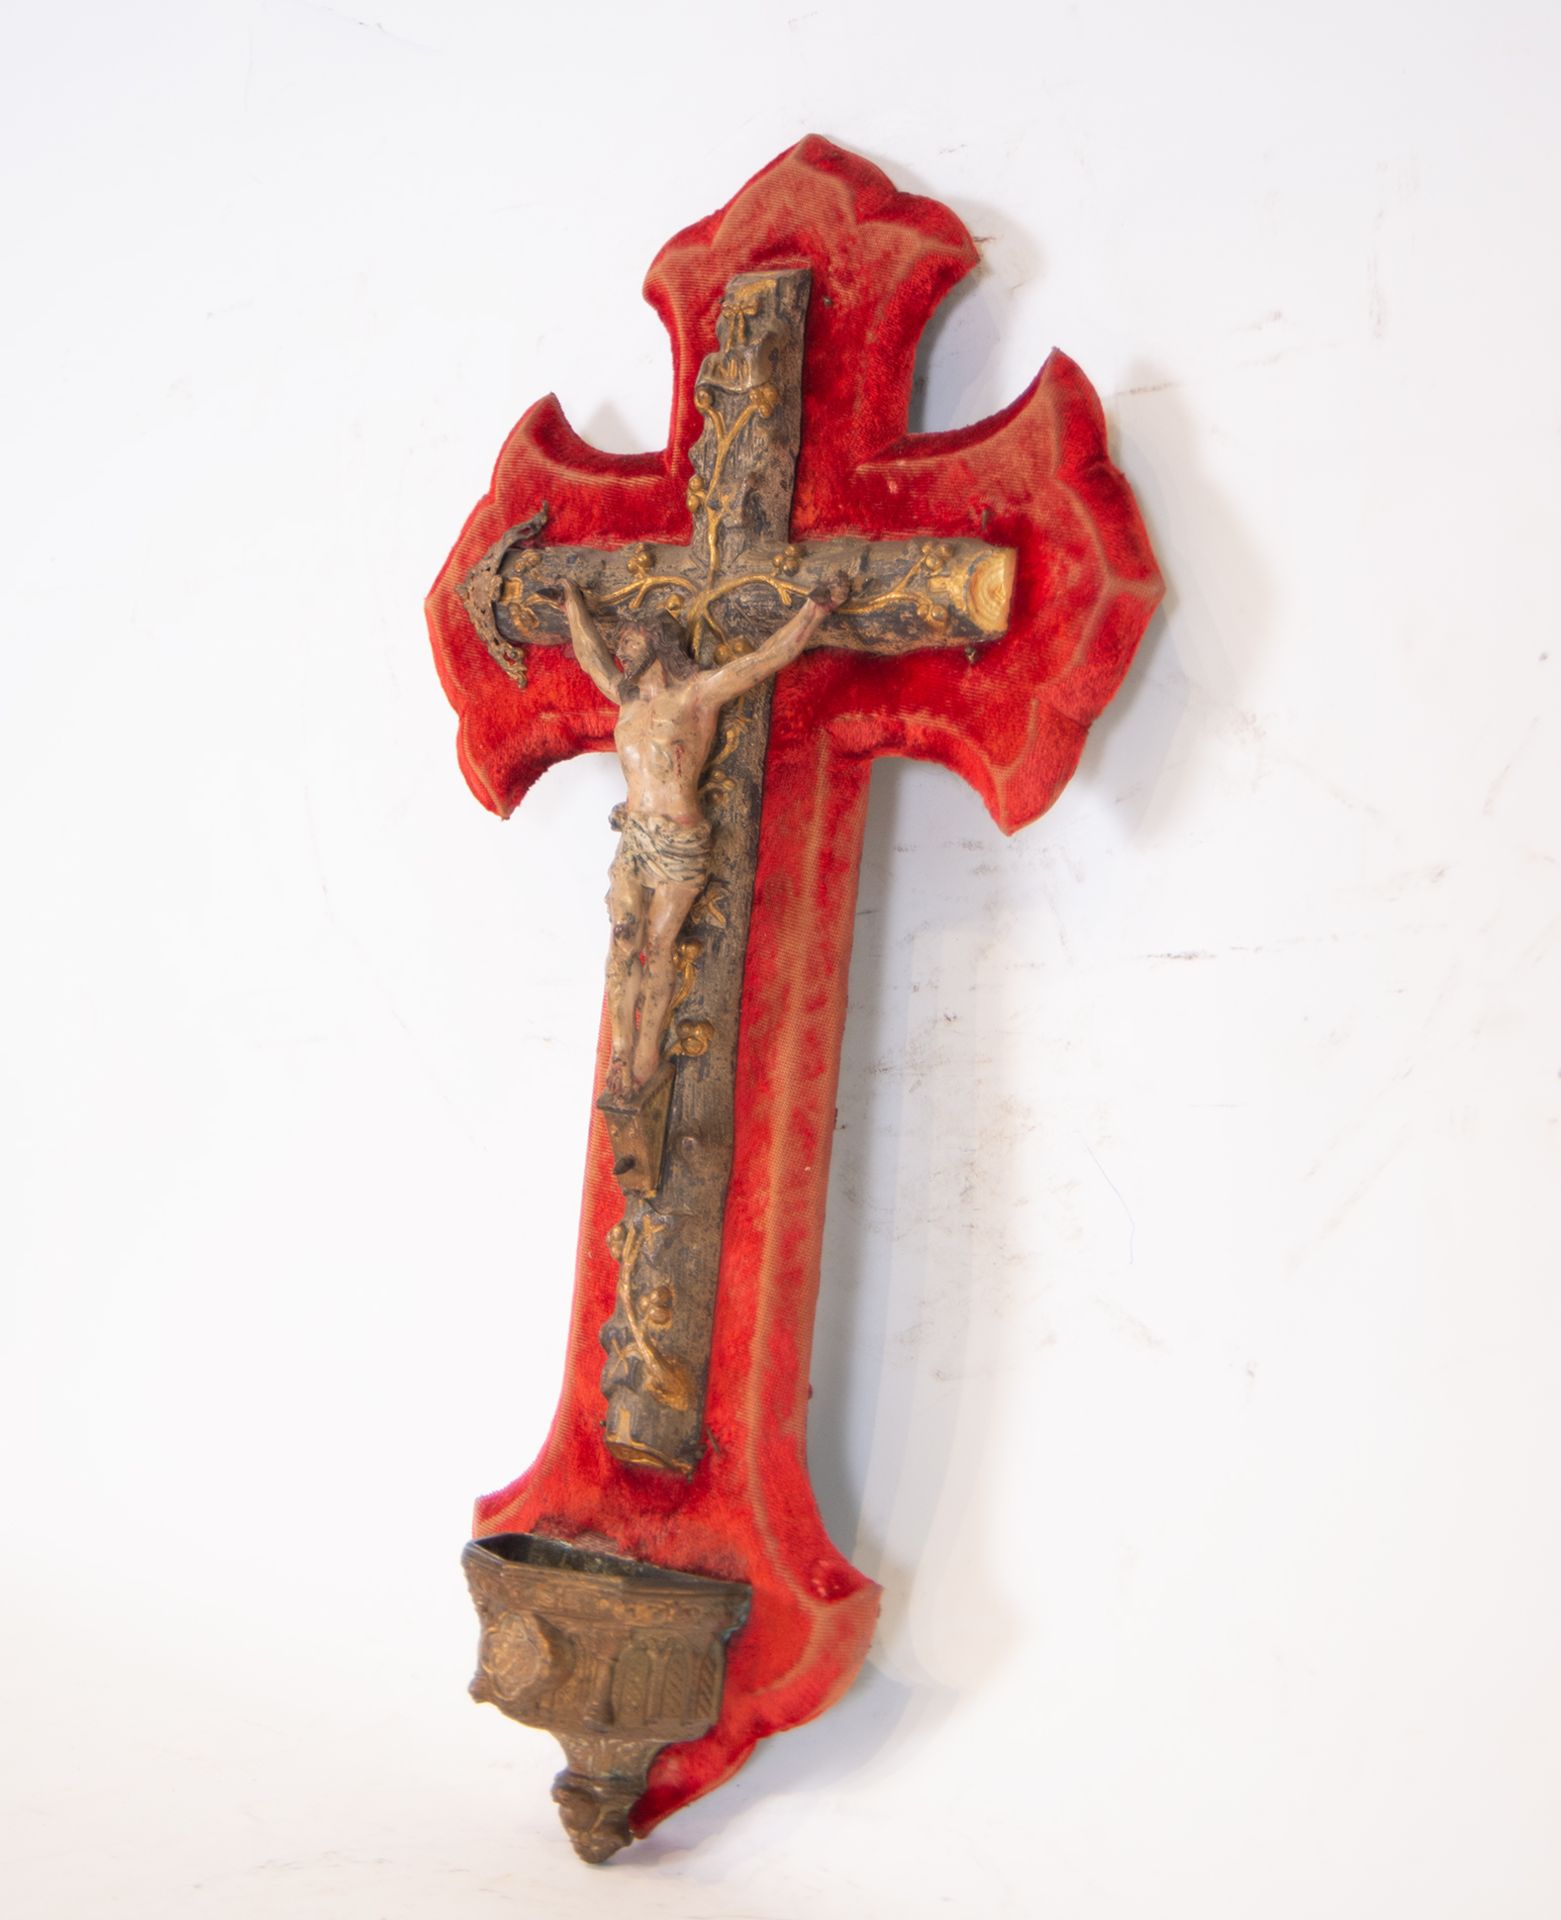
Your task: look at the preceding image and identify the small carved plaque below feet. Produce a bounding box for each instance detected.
[596,1060,675,1196]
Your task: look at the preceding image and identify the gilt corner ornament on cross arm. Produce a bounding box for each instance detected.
[426,136,1163,1863]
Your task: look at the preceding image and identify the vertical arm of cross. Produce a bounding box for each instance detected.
[591,270,814,1474]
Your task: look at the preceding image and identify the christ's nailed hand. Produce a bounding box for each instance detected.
[808,571,852,610]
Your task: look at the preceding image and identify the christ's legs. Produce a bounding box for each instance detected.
[605,858,647,1097]
[632,876,702,1087]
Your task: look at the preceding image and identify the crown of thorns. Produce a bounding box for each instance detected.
[613,605,686,643]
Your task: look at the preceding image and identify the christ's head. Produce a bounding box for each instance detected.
[614,610,697,692]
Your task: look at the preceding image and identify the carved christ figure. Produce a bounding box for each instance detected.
[561,578,846,1097]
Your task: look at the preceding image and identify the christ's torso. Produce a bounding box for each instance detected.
[613,681,720,827]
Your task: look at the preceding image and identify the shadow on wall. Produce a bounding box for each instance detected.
[793,759,1019,1802]
[659,205,1268,1823]
[782,327,1266,1805]
[896,167,1269,836]
[1079,364,1270,838]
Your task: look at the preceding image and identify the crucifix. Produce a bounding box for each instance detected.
[457,266,1013,1479]
[429,139,1161,1863]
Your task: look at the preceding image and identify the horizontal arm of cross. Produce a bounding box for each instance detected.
[458,521,1016,686]
[715,535,1016,654]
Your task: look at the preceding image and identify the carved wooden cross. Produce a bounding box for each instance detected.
[458,267,1013,1480]
[429,139,1161,1863]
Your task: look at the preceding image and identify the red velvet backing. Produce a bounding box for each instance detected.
[425,136,1163,1832]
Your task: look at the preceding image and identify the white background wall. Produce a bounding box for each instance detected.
[4,2,1559,1914]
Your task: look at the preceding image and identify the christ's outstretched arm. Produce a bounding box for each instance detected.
[693,580,847,711]
[562,583,624,703]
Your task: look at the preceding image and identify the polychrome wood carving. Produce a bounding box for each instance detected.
[427,137,1162,1861]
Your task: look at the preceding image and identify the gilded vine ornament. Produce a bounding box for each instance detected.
[690,877,728,929]
[605,1214,691,1414]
